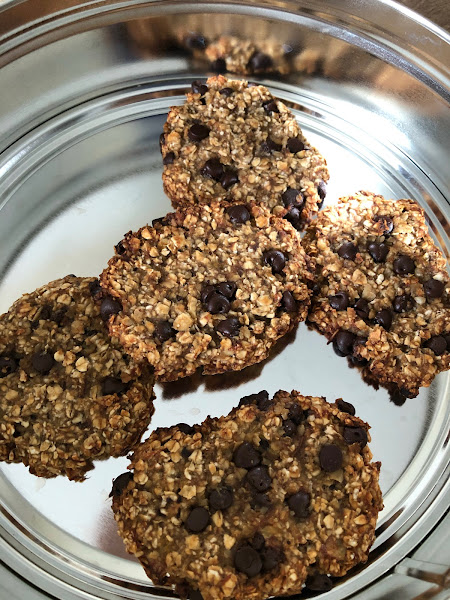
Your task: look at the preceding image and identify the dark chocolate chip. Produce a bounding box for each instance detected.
[0,356,17,378]
[252,492,272,508]
[368,242,389,263]
[246,465,272,492]
[282,188,303,208]
[333,331,356,357]
[188,123,210,142]
[259,438,270,450]
[283,419,297,437]
[109,472,133,498]
[191,80,208,95]
[374,308,393,330]
[287,490,310,518]
[159,132,165,153]
[188,590,204,600]
[250,532,265,551]
[394,255,415,275]
[200,285,215,304]
[31,352,55,375]
[305,574,333,592]
[163,152,175,165]
[350,355,368,367]
[155,321,175,342]
[288,403,306,425]
[394,294,413,313]
[424,278,445,300]
[354,298,370,320]
[185,506,210,533]
[264,138,282,153]
[211,58,227,73]
[329,292,349,311]
[38,304,52,320]
[319,444,343,472]
[185,34,208,50]
[102,376,127,396]
[423,335,447,356]
[239,390,271,411]
[263,249,286,274]
[287,137,304,153]
[52,307,68,325]
[219,87,234,97]
[201,158,224,181]
[181,447,193,459]
[100,296,122,321]
[337,241,357,260]
[233,442,261,469]
[284,207,302,230]
[281,291,297,313]
[152,216,168,227]
[343,426,368,447]
[177,423,195,435]
[89,279,102,298]
[373,215,394,235]
[261,547,282,572]
[220,169,239,190]
[216,317,241,338]
[209,487,233,511]
[234,545,262,577]
[445,334,450,350]
[226,204,251,224]
[216,281,237,299]
[204,291,230,314]
[248,51,273,72]
[262,99,279,114]
[115,240,126,255]
[317,181,327,202]
[336,398,355,416]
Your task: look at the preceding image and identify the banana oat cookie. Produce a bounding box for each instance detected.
[111,390,382,600]
[303,191,450,398]
[0,276,155,481]
[100,202,314,382]
[161,75,328,230]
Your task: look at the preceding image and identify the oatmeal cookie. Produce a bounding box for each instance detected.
[0,276,155,481]
[111,390,382,600]
[303,191,450,398]
[100,202,314,382]
[161,75,328,230]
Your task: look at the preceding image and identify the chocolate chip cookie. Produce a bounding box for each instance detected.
[100,202,314,382]
[111,390,382,600]
[303,191,450,398]
[161,75,328,230]
[0,276,155,481]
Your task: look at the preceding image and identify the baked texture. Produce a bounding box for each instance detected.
[161,75,328,230]
[0,276,155,481]
[303,191,450,398]
[111,389,382,600]
[100,202,314,382]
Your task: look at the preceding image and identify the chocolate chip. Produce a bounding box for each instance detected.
[424,278,445,300]
[333,331,356,357]
[31,352,55,375]
[374,308,393,330]
[283,419,297,437]
[152,216,168,227]
[260,138,282,153]
[394,255,415,275]
[263,249,286,274]
[445,334,450,350]
[188,123,210,142]
[287,490,310,518]
[252,492,271,508]
[204,291,230,314]
[373,215,394,235]
[159,132,165,153]
[100,296,122,321]
[248,51,273,72]
[305,574,333,592]
[262,547,282,572]
[282,188,303,208]
[394,294,413,313]
[317,181,327,202]
[368,242,389,263]
[287,137,304,153]
[239,390,271,411]
[102,376,127,396]
[343,426,368,447]
[177,423,195,435]
[211,58,227,73]
[219,87,234,97]
[216,281,237,299]
[281,291,297,312]
[336,399,355,415]
[191,80,208,95]
[337,241,357,260]
[115,240,126,255]
[109,472,133,498]
[354,298,370,320]
[350,355,368,367]
[38,304,52,320]
[216,317,240,338]
[154,321,175,342]
[250,532,265,551]
[0,356,17,378]
[226,204,251,224]
[185,33,208,50]
[209,487,233,511]
[185,506,210,532]
[220,169,239,189]
[233,442,261,469]
[424,335,447,356]
[246,465,272,492]
[201,158,224,181]
[181,447,193,459]
[163,152,175,165]
[89,279,102,298]
[319,444,343,472]
[234,545,262,577]
[284,207,302,230]
[262,99,279,114]
[259,438,270,450]
[188,590,204,600]
[200,285,215,304]
[329,291,349,311]
[289,404,306,425]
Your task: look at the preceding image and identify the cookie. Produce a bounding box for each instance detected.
[111,390,382,600]
[303,191,450,398]
[0,276,155,481]
[100,202,314,382]
[161,75,328,230]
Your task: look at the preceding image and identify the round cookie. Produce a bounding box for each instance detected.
[100,202,314,382]
[161,75,329,230]
[303,191,450,398]
[111,390,382,600]
[0,276,155,481]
